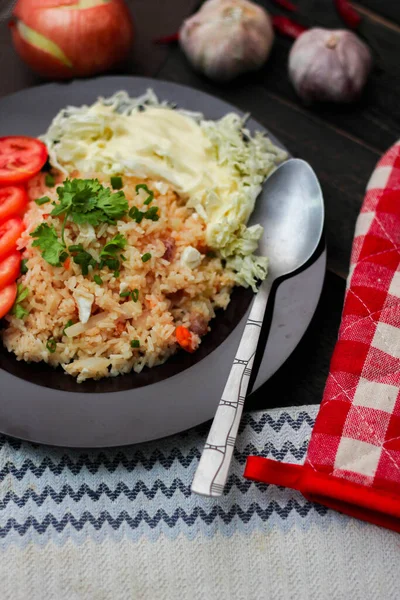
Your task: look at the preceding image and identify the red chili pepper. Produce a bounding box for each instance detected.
[272,16,307,39]
[334,0,361,29]
[271,0,297,11]
[153,32,180,45]
[64,257,71,270]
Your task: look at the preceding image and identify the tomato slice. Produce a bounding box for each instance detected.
[0,186,28,222]
[0,136,48,185]
[0,282,17,319]
[0,218,24,261]
[0,252,21,289]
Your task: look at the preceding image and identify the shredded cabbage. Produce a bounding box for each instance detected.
[41,90,287,291]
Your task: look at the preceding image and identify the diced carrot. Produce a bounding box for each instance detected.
[64,257,71,269]
[175,325,196,353]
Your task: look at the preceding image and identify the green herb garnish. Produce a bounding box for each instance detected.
[129,205,159,223]
[141,253,151,263]
[110,176,123,190]
[130,339,140,348]
[144,206,159,221]
[113,270,120,278]
[99,234,127,275]
[35,196,51,206]
[100,234,127,258]
[68,244,98,276]
[46,338,57,353]
[129,206,144,223]
[45,174,55,187]
[11,284,29,319]
[93,275,103,286]
[136,183,154,205]
[99,257,120,272]
[30,223,66,267]
[63,319,74,335]
[12,305,27,319]
[51,179,129,233]
[20,259,28,274]
[119,288,139,302]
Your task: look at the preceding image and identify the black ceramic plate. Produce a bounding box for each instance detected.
[0,76,325,447]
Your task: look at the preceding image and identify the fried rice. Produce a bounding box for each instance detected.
[2,173,236,382]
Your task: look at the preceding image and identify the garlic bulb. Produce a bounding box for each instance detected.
[289,28,372,103]
[179,0,274,82]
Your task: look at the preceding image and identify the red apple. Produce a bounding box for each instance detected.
[10,0,134,79]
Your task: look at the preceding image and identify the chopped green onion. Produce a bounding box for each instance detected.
[129,206,144,223]
[94,275,103,285]
[120,255,127,262]
[136,183,154,206]
[144,206,159,221]
[45,174,55,187]
[46,338,57,353]
[136,184,151,194]
[110,176,123,190]
[100,258,119,272]
[141,253,151,263]
[35,196,51,206]
[120,288,139,302]
[113,270,120,278]
[68,245,97,276]
[21,259,28,275]
[63,319,74,335]
[130,339,140,348]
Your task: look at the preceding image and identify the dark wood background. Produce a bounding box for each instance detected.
[0,0,399,410]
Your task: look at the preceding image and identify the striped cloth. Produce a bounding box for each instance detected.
[0,404,399,599]
[246,142,400,533]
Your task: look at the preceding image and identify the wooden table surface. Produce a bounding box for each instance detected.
[0,0,399,411]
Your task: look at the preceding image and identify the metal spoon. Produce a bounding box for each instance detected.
[191,158,324,497]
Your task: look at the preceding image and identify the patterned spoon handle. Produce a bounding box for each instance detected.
[191,279,271,497]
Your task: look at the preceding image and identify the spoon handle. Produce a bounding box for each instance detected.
[191,279,271,497]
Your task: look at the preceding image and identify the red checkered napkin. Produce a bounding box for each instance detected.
[245,142,400,532]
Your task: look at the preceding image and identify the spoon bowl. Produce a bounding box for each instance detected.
[192,158,325,497]
[249,158,324,278]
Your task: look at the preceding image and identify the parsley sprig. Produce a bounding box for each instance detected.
[30,223,68,267]
[11,284,30,319]
[29,178,160,277]
[51,178,129,242]
[99,234,127,273]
